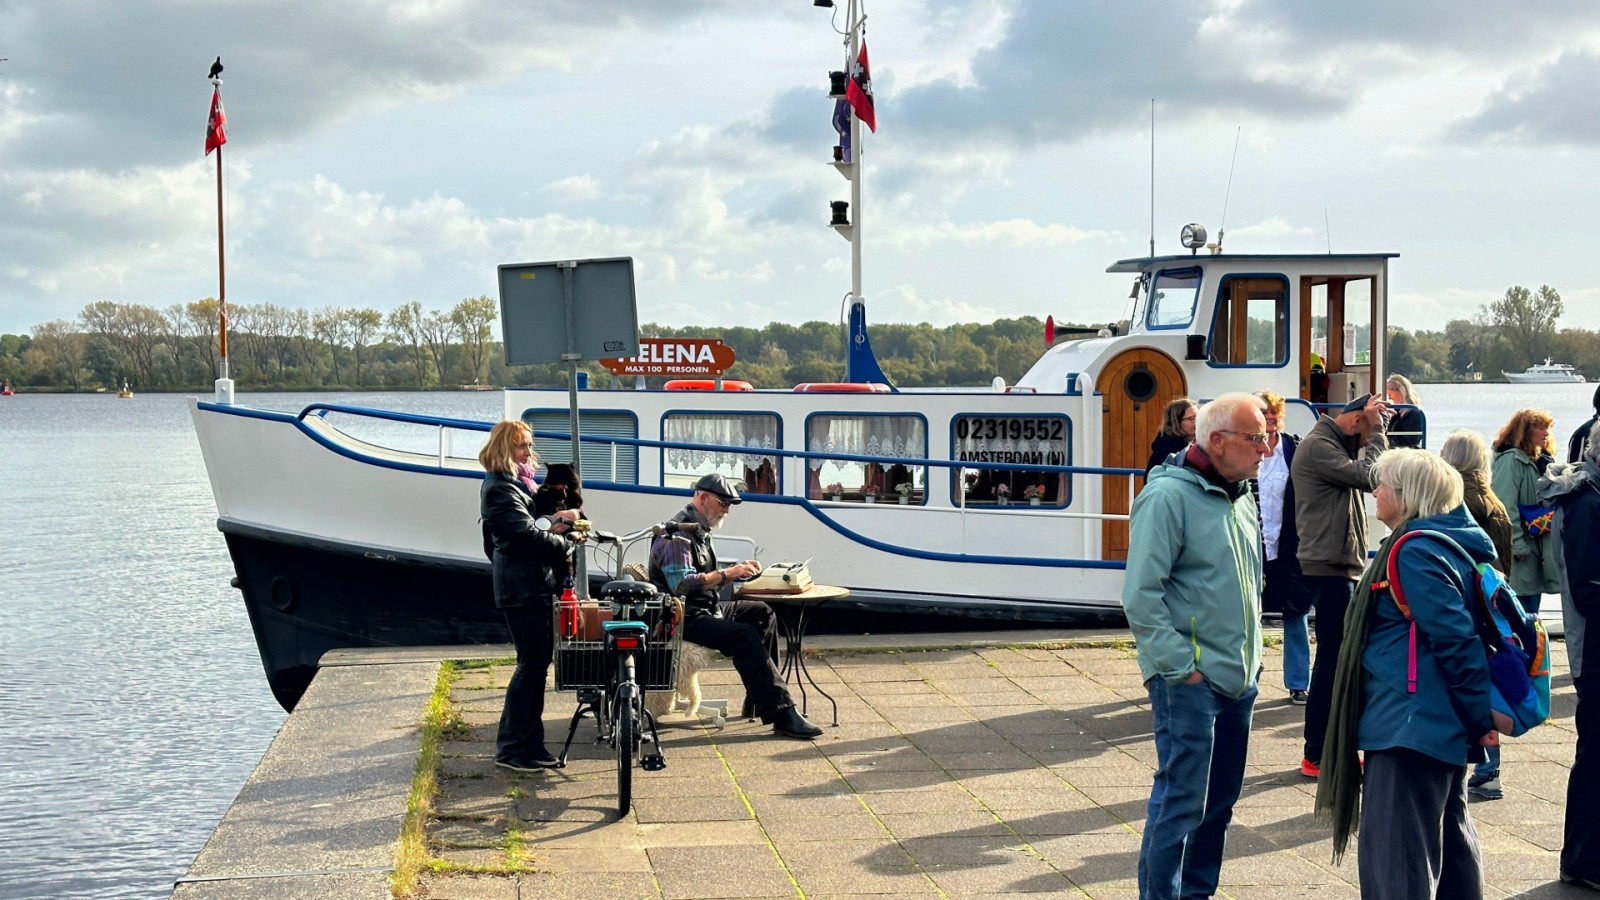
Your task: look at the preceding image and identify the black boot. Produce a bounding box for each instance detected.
[769,705,823,739]
[741,696,755,720]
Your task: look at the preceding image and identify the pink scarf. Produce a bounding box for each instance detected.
[516,460,538,492]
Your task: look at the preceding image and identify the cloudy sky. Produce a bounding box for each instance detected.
[5,0,1600,338]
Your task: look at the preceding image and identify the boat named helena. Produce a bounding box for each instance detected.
[190,241,1410,710]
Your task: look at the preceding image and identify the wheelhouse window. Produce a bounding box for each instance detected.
[806,414,926,503]
[1209,275,1288,366]
[952,414,1071,507]
[522,410,638,484]
[661,413,780,494]
[1146,267,1202,329]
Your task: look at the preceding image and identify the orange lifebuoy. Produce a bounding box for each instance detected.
[792,382,892,393]
[663,379,754,391]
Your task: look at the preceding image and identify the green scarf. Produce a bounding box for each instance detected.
[1313,527,1407,863]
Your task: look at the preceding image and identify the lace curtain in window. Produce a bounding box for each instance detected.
[663,414,778,470]
[806,416,926,471]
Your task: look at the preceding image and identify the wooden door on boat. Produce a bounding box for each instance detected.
[1098,349,1187,561]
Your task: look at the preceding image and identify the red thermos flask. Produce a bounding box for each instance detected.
[558,579,578,638]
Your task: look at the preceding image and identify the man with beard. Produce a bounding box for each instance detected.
[649,473,823,739]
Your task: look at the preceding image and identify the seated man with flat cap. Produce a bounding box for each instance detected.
[649,473,824,739]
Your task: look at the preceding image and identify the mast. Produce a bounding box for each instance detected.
[847,0,863,317]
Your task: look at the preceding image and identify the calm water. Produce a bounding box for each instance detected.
[0,382,1593,898]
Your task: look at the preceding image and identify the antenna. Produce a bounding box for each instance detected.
[1214,126,1241,254]
[1324,206,1332,254]
[1149,99,1155,259]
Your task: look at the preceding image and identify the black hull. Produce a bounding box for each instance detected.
[223,520,509,711]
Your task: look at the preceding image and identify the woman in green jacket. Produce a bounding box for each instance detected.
[1490,408,1561,609]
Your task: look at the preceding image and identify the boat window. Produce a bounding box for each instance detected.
[1342,279,1372,367]
[522,410,638,484]
[951,414,1071,507]
[661,413,780,494]
[1146,267,1202,330]
[805,414,927,504]
[1208,276,1288,366]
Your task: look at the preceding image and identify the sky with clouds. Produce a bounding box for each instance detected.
[5,0,1600,338]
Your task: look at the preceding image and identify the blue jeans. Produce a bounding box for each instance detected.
[1474,745,1500,780]
[1283,613,1310,692]
[1139,675,1258,900]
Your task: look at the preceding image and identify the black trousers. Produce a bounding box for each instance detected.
[496,602,553,760]
[682,600,792,717]
[1302,575,1354,764]
[1566,674,1600,879]
[1359,748,1483,900]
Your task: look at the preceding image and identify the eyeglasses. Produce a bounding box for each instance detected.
[1218,430,1271,446]
[709,496,732,511]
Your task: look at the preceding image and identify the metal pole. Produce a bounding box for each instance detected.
[848,0,863,318]
[216,142,229,382]
[558,261,587,600]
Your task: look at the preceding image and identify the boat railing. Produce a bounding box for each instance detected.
[299,402,493,468]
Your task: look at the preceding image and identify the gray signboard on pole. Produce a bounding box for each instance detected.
[495,256,640,601]
[497,257,640,365]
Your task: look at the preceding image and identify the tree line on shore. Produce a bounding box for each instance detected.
[0,285,1590,392]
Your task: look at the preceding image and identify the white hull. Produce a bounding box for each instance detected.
[1504,372,1586,384]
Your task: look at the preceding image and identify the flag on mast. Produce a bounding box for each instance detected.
[832,99,852,162]
[846,42,875,132]
[205,87,227,155]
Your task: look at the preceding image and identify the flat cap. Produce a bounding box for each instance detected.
[692,473,742,504]
[1339,394,1372,415]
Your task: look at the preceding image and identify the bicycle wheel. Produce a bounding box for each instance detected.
[614,656,637,815]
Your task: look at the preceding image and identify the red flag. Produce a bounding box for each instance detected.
[205,87,228,155]
[847,42,876,133]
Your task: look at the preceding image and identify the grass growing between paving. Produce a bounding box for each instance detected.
[392,659,459,898]
[393,658,537,897]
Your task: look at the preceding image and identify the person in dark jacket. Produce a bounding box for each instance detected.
[1316,449,1497,900]
[1290,393,1389,778]
[648,473,823,739]
[1570,385,1600,464]
[1440,429,1514,574]
[1541,422,1600,888]
[1384,374,1426,449]
[1251,391,1313,702]
[479,420,582,772]
[1146,398,1197,472]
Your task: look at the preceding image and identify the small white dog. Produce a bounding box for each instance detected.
[646,640,726,727]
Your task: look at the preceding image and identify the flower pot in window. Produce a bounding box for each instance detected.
[864,495,876,504]
[830,493,842,502]
[1029,497,1041,507]
[898,496,909,505]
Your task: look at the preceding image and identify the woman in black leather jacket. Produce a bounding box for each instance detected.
[479,420,580,772]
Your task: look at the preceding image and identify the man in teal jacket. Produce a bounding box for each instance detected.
[1125,392,1268,900]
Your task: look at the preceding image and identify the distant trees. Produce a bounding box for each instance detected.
[1,284,1596,392]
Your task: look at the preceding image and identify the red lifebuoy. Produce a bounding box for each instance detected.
[792,382,892,393]
[663,379,754,391]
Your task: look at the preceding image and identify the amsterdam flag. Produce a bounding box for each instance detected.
[205,87,228,155]
[847,42,875,133]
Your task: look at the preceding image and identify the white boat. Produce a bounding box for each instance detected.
[188,3,1405,710]
[1503,359,1587,383]
[189,243,1404,708]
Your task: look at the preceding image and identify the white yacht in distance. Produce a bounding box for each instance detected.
[1503,359,1587,383]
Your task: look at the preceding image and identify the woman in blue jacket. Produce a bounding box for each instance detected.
[478,420,581,772]
[1317,449,1497,900]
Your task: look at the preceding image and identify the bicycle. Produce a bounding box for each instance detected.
[549,521,695,815]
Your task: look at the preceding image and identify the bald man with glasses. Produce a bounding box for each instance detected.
[649,474,823,739]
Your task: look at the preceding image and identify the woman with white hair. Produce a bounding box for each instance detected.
[1316,449,1497,900]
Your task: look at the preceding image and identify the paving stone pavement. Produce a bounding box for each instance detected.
[421,639,1583,899]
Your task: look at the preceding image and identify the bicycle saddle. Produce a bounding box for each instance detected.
[600,579,658,602]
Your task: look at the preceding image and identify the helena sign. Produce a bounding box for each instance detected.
[600,338,737,377]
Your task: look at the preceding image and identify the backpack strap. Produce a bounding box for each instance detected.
[1383,529,1473,694]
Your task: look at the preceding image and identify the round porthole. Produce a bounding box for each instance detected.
[1124,367,1157,403]
[269,575,297,612]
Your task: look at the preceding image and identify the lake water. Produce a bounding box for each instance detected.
[0,382,1594,898]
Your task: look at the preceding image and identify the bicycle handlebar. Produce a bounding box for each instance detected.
[587,520,699,546]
